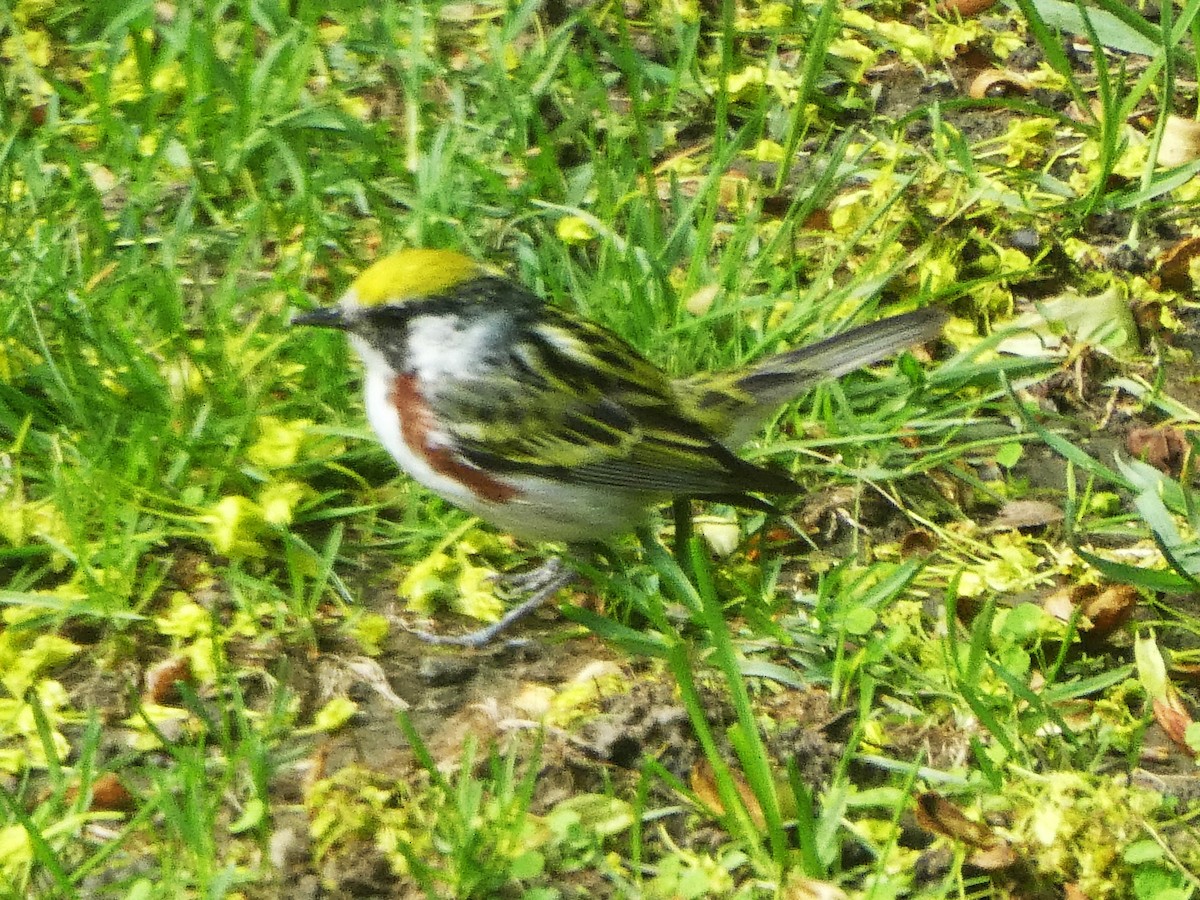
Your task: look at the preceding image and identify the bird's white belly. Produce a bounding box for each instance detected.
[478,477,652,543]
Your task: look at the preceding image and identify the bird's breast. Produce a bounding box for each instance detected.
[386,373,519,504]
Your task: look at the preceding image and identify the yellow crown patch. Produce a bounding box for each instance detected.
[349,249,483,306]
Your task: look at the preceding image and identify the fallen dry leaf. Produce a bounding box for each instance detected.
[967,69,1032,100]
[1157,236,1200,292]
[1131,300,1163,343]
[143,656,193,706]
[967,840,1019,870]
[914,793,1020,870]
[801,208,833,231]
[690,760,765,829]
[1153,692,1195,755]
[1080,584,1138,641]
[936,0,998,18]
[1043,583,1137,642]
[915,794,1019,867]
[1042,586,1079,623]
[900,528,937,556]
[1127,425,1187,476]
[1157,115,1200,167]
[90,773,135,813]
[914,791,997,847]
[990,499,1064,531]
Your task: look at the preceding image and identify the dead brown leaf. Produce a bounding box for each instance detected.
[1080,584,1137,641]
[990,499,1064,531]
[90,773,135,813]
[143,656,193,706]
[801,208,832,231]
[1157,236,1200,292]
[967,840,1019,870]
[967,69,1032,99]
[1042,583,1137,643]
[1157,115,1200,167]
[914,791,997,847]
[900,528,937,556]
[1131,300,1164,341]
[1042,586,1078,623]
[1127,425,1187,476]
[936,0,998,14]
[1153,692,1195,755]
[690,760,766,829]
[915,793,1020,870]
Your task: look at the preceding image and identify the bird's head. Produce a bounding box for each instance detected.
[291,248,487,331]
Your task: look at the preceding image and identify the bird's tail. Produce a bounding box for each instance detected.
[683,307,947,447]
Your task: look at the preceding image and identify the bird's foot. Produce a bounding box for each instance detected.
[410,557,576,648]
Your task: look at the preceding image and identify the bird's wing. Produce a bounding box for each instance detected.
[430,310,797,497]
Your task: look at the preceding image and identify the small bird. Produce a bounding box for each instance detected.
[294,249,945,645]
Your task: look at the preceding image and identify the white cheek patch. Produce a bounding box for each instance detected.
[407,315,496,382]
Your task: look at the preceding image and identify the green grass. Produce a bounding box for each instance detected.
[3,0,1200,897]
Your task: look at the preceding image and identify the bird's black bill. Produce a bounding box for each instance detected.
[291,307,350,329]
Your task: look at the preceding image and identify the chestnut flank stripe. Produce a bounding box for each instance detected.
[390,374,518,503]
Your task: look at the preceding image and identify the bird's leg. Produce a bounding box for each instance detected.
[410,556,576,648]
[500,556,573,594]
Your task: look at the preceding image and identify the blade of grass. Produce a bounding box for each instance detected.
[687,535,787,863]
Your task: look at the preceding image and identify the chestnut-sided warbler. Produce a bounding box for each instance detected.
[294,249,945,644]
